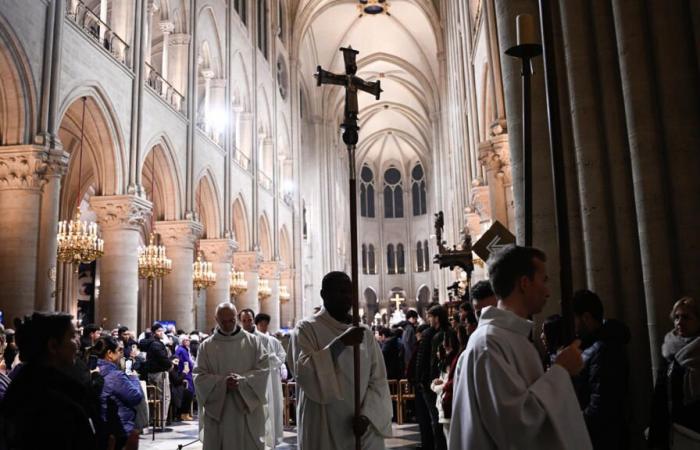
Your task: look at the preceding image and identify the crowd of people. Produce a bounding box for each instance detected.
[0,245,697,449]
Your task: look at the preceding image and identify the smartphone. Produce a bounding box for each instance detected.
[88,355,98,371]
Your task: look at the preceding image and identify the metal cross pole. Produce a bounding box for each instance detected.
[505,16,542,248]
[315,46,382,450]
[537,1,575,343]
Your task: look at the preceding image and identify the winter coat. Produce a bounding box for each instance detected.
[414,326,436,386]
[97,359,144,435]
[573,319,631,450]
[381,336,404,380]
[0,363,97,450]
[139,337,171,373]
[174,345,194,392]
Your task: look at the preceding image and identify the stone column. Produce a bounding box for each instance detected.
[91,195,152,331]
[0,146,47,325]
[160,21,174,81]
[99,0,108,42]
[36,148,69,310]
[201,69,214,129]
[169,34,190,95]
[279,268,294,328]
[144,2,155,64]
[259,261,281,332]
[155,220,203,332]
[238,112,254,165]
[233,251,262,312]
[478,131,513,229]
[200,239,237,331]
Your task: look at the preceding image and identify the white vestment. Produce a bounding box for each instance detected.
[449,306,592,450]
[288,308,393,450]
[254,329,287,448]
[194,328,269,450]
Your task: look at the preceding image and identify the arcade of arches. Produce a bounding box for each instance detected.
[0,0,699,444]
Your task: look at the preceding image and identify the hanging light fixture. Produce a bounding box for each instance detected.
[193,251,216,291]
[57,97,104,271]
[279,284,290,302]
[230,269,248,298]
[258,278,272,300]
[358,0,390,16]
[138,154,172,283]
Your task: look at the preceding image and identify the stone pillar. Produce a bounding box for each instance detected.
[478,131,514,230]
[238,112,254,163]
[91,195,152,331]
[144,2,155,64]
[201,69,214,128]
[99,0,108,42]
[0,146,47,325]
[36,148,69,310]
[279,268,294,328]
[155,220,203,332]
[259,261,282,332]
[169,34,190,95]
[160,21,174,80]
[233,251,262,312]
[200,239,237,331]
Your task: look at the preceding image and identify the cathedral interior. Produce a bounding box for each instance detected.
[0,0,699,447]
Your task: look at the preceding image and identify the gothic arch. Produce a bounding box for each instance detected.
[416,284,431,317]
[194,168,222,238]
[141,134,183,221]
[231,51,251,111]
[279,225,292,266]
[0,16,36,144]
[258,213,272,260]
[232,196,250,251]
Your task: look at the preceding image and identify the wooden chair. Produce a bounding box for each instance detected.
[146,384,162,439]
[387,379,401,424]
[398,379,415,425]
[283,381,297,427]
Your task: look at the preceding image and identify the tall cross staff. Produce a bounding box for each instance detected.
[316,46,382,450]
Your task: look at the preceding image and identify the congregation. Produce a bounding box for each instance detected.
[0,245,698,450]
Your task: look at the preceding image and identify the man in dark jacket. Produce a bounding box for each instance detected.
[572,289,630,450]
[139,322,171,428]
[379,327,403,380]
[414,320,437,450]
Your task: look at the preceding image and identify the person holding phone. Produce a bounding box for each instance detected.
[93,336,144,450]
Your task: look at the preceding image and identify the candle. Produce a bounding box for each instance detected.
[516,13,537,46]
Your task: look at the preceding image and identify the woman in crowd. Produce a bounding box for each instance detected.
[174,335,195,420]
[0,312,97,449]
[649,296,700,449]
[93,336,144,449]
[431,328,461,442]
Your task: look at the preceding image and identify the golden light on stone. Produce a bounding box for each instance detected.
[279,285,290,302]
[230,270,248,297]
[137,233,172,281]
[193,251,216,291]
[57,208,104,269]
[258,278,272,300]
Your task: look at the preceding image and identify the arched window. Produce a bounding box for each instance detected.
[360,165,375,217]
[387,244,395,275]
[368,244,376,274]
[257,0,269,60]
[412,163,427,216]
[416,241,424,272]
[423,240,430,271]
[397,244,405,274]
[234,0,247,25]
[383,167,403,218]
[362,244,368,274]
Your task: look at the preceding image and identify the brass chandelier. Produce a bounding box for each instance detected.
[138,233,172,281]
[230,270,248,298]
[279,284,290,302]
[57,97,104,270]
[193,251,216,291]
[258,278,272,300]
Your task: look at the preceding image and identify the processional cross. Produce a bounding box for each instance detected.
[390,293,405,311]
[315,47,382,450]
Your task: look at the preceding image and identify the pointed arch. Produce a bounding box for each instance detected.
[279,225,292,266]
[232,196,250,251]
[194,168,222,238]
[258,213,272,260]
[141,134,184,221]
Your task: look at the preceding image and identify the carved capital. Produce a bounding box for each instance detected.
[200,239,237,263]
[159,21,175,34]
[478,134,511,185]
[91,195,152,231]
[155,220,203,249]
[233,251,263,272]
[260,260,286,280]
[169,33,191,46]
[0,145,49,190]
[44,147,70,178]
[468,185,491,221]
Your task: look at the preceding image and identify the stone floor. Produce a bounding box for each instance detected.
[139,420,422,449]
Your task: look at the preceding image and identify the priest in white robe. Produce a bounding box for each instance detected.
[449,245,593,450]
[194,302,269,450]
[255,313,287,448]
[288,271,393,450]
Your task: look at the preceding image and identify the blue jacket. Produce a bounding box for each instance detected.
[175,345,194,392]
[98,359,143,435]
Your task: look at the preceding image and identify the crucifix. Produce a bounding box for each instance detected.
[315,46,382,450]
[390,293,404,311]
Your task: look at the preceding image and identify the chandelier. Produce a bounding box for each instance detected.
[358,0,389,16]
[230,270,248,297]
[57,97,104,270]
[193,251,216,291]
[138,233,172,281]
[279,284,290,302]
[258,278,272,300]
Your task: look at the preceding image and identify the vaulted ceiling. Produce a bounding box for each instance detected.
[294,0,443,177]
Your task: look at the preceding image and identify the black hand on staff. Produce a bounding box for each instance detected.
[315,46,382,450]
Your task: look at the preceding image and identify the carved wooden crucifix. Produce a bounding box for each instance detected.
[315,47,382,450]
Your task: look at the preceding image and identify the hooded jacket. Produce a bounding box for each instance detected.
[97,359,143,435]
